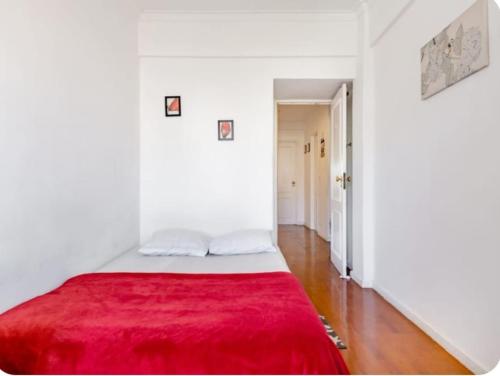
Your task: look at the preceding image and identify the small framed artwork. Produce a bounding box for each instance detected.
[165,96,181,117]
[218,120,234,141]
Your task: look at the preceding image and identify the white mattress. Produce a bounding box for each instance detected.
[97,248,290,274]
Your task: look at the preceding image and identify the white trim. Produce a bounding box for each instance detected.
[140,11,358,23]
[139,55,358,60]
[373,283,487,375]
[316,232,330,242]
[351,271,372,288]
[273,101,279,243]
[308,134,317,231]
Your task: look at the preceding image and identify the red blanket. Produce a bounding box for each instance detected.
[0,272,349,375]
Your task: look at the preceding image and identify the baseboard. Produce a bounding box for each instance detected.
[350,271,372,289]
[317,232,330,242]
[372,282,487,375]
[304,223,316,231]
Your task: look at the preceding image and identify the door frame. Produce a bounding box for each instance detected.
[309,134,317,231]
[275,101,331,235]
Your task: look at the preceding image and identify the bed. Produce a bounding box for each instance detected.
[0,248,349,375]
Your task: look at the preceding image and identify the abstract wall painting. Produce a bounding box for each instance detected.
[165,96,181,116]
[218,120,234,141]
[421,0,489,99]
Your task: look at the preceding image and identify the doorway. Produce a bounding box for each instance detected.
[274,79,354,279]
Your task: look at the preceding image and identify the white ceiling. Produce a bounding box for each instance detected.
[274,79,345,101]
[140,0,360,12]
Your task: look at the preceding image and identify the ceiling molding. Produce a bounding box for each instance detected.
[140,10,358,23]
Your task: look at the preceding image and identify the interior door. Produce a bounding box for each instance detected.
[330,84,348,278]
[278,141,297,225]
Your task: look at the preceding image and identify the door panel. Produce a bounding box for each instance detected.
[330,84,348,278]
[278,142,297,225]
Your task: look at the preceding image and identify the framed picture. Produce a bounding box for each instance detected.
[421,0,489,99]
[218,120,234,141]
[165,96,181,117]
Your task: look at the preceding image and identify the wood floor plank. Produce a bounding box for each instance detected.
[278,225,471,375]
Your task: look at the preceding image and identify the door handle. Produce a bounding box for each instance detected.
[336,174,349,190]
[292,181,296,187]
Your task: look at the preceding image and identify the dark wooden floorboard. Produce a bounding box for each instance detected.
[278,225,471,375]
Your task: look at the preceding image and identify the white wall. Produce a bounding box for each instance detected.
[139,0,357,12]
[365,0,414,45]
[0,0,140,313]
[139,12,357,240]
[139,12,357,57]
[368,0,500,372]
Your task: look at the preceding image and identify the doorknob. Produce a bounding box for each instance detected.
[335,176,343,183]
[292,181,296,187]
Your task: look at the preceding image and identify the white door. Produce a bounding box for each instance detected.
[330,84,348,278]
[278,142,297,225]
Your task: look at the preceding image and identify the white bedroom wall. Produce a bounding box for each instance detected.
[0,0,140,313]
[365,0,414,45]
[139,12,357,240]
[367,0,500,372]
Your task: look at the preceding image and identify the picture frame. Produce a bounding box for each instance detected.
[165,96,181,117]
[421,0,489,99]
[218,120,234,141]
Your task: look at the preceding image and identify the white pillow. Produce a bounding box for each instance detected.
[209,230,276,255]
[139,229,210,257]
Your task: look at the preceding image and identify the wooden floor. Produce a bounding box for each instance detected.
[278,225,471,375]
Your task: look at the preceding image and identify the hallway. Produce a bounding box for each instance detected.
[278,225,470,375]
